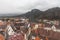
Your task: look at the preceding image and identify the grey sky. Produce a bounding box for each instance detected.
[0,0,60,14]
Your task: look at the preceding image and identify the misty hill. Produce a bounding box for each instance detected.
[19,9,43,22]
[0,7,60,22]
[21,7,60,19]
[17,7,60,22]
[43,7,60,20]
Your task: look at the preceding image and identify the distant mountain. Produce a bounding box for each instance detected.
[22,7,60,20]
[43,7,60,20]
[0,7,60,21]
[0,13,23,18]
[20,9,43,22]
[17,7,60,22]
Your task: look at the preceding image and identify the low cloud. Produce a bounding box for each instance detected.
[0,0,60,14]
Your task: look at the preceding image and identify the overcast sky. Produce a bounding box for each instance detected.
[0,0,60,14]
